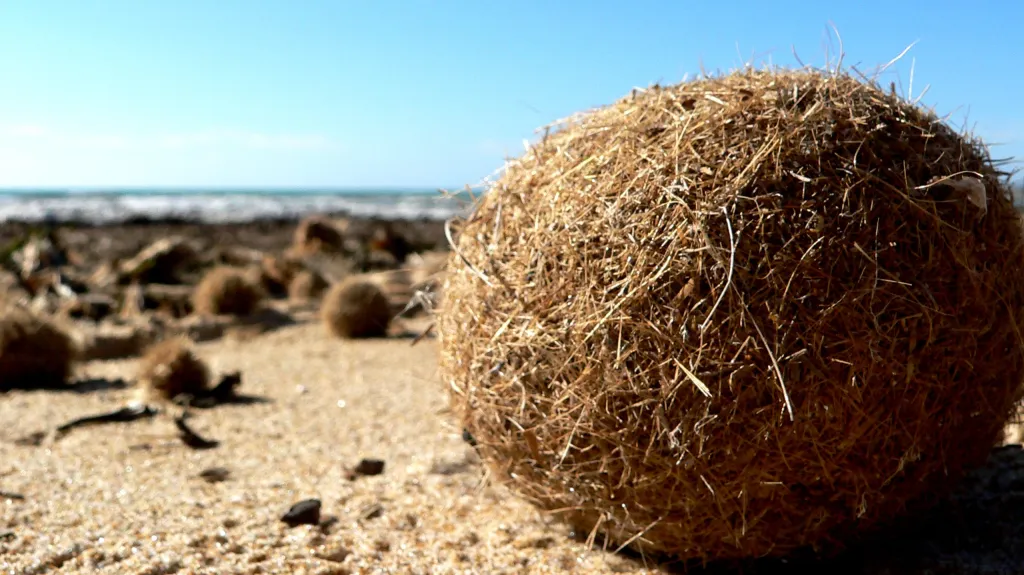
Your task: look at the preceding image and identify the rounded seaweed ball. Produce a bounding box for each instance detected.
[288,269,329,302]
[293,216,345,255]
[137,337,210,401]
[436,67,1024,562]
[192,266,265,317]
[260,254,307,298]
[321,278,391,338]
[0,306,78,390]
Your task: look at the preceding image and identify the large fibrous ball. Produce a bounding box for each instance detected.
[436,68,1024,562]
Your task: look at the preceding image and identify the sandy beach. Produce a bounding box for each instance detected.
[2,317,650,574]
[2,216,1024,574]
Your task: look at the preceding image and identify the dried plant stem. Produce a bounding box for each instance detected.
[700,206,736,333]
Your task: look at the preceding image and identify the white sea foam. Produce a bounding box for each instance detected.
[0,191,476,224]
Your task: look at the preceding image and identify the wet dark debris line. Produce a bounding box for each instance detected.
[0,376,132,394]
[54,404,160,437]
[174,371,269,409]
[10,404,161,446]
[9,371,258,449]
[173,413,219,450]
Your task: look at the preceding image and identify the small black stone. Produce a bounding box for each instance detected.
[198,467,231,483]
[462,428,477,447]
[352,458,385,477]
[281,498,321,527]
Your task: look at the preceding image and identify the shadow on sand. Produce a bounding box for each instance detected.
[1,376,131,394]
[580,445,1024,575]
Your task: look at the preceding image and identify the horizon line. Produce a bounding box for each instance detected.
[0,185,485,193]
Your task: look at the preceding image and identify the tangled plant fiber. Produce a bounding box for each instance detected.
[0,305,78,390]
[292,216,345,255]
[136,336,210,402]
[321,278,392,339]
[437,66,1024,563]
[288,269,329,302]
[192,266,265,317]
[259,254,307,298]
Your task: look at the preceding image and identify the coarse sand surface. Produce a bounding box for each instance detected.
[0,319,645,574]
[2,317,1023,574]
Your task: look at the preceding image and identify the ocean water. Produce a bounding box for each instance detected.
[0,188,480,225]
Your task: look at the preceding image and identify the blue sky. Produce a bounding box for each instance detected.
[0,0,1020,189]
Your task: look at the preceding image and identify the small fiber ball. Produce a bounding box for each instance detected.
[288,269,329,302]
[136,337,210,401]
[192,266,265,317]
[259,254,307,298]
[321,278,392,339]
[292,216,345,255]
[0,306,77,390]
[437,67,1024,562]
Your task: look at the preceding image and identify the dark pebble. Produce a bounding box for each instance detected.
[355,458,385,475]
[462,428,477,447]
[281,498,321,527]
[346,458,385,480]
[198,467,231,483]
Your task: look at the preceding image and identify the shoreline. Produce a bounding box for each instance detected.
[0,189,478,227]
[0,213,453,262]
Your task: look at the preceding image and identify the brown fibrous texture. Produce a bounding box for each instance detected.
[321,278,392,339]
[191,266,265,317]
[436,67,1024,563]
[288,269,329,302]
[259,254,307,297]
[292,216,345,255]
[136,337,210,400]
[0,306,78,390]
